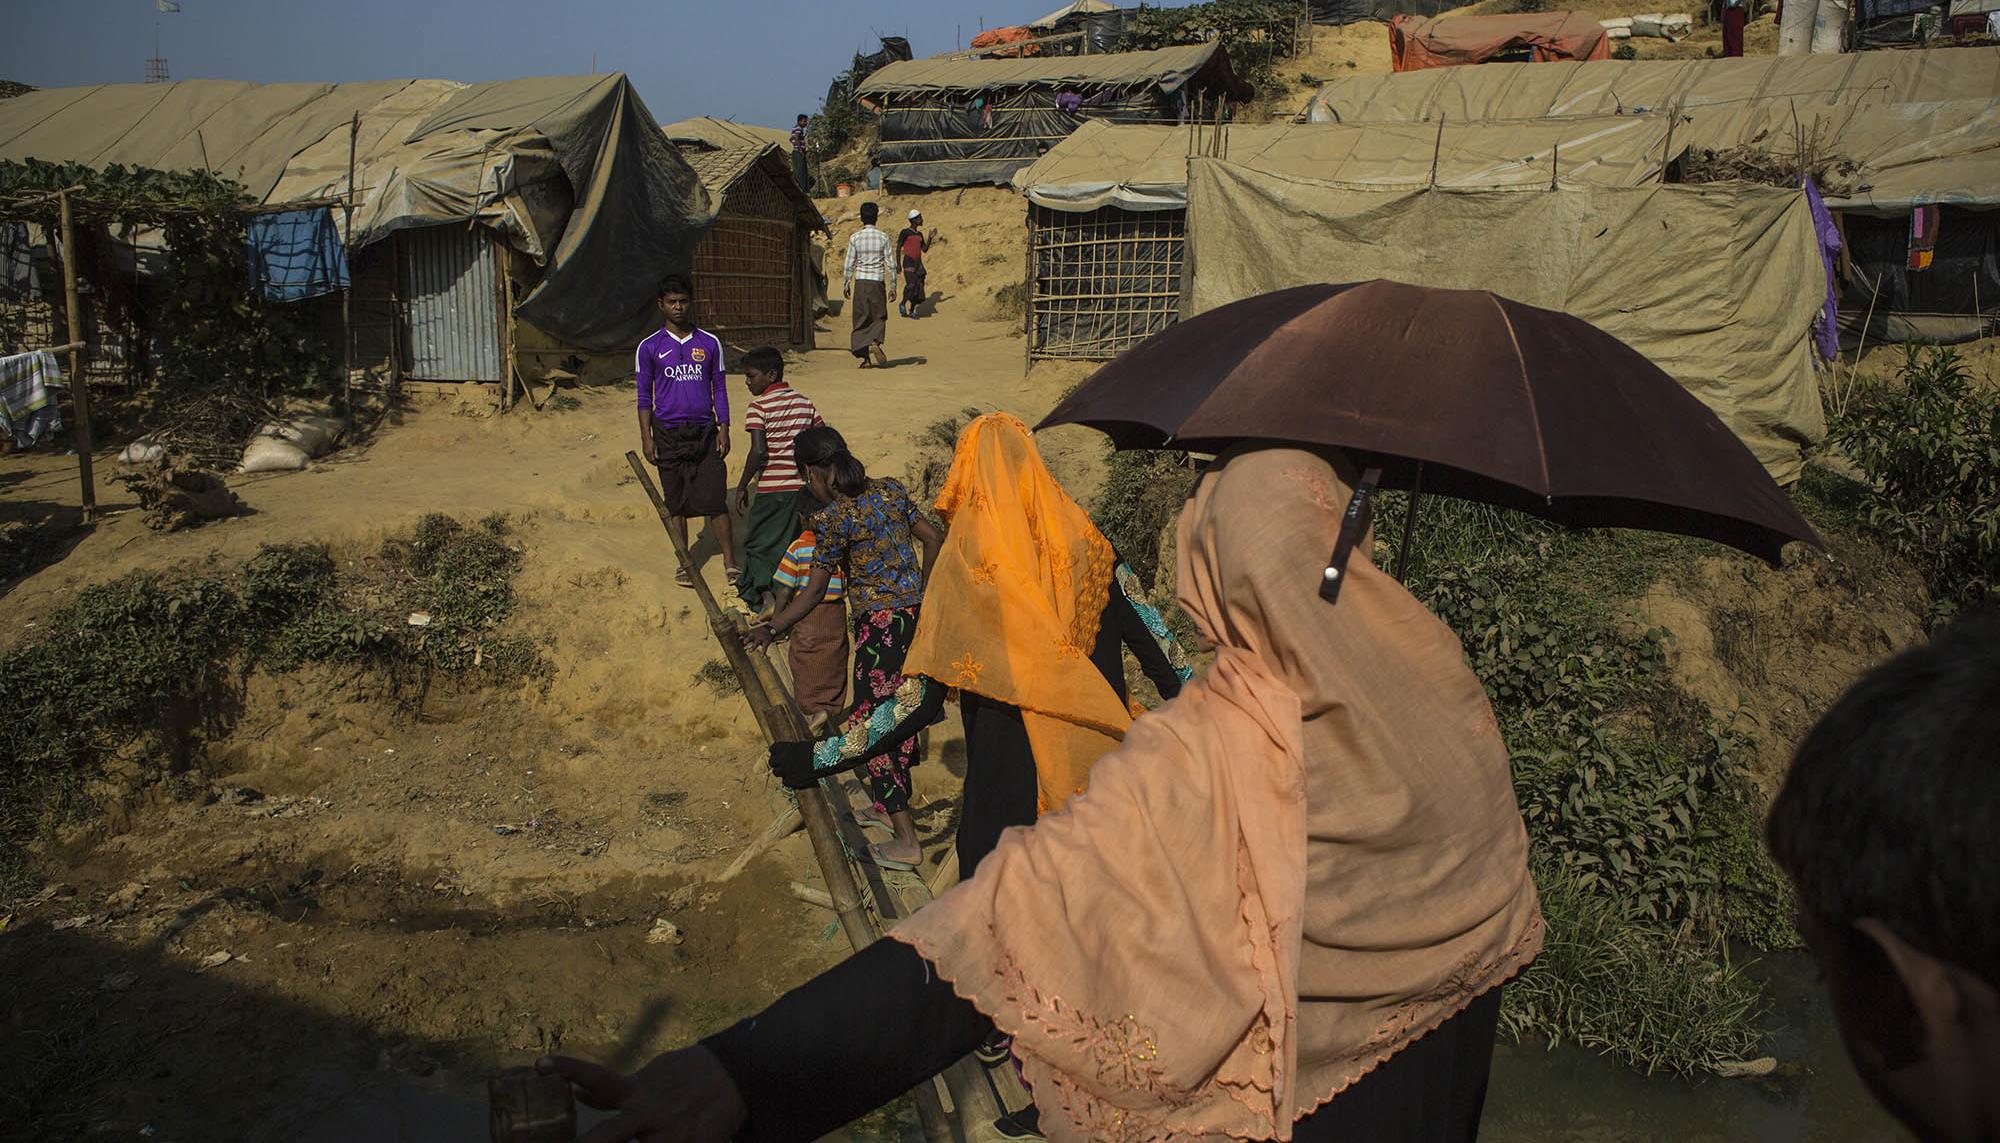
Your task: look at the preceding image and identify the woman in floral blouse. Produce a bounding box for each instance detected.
[747,424,943,868]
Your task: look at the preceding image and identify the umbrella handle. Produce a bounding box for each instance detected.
[1319,465,1383,605]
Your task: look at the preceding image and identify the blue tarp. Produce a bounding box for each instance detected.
[245,208,348,301]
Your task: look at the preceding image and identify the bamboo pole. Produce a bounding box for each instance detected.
[622,451,964,1143]
[626,451,872,942]
[57,191,95,523]
[342,113,359,435]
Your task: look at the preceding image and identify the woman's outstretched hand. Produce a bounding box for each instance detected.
[537,1046,748,1143]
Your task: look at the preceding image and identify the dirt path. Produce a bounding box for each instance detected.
[0,185,1097,1140]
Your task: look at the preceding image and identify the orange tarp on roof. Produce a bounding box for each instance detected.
[1389,11,1611,72]
[970,26,1042,57]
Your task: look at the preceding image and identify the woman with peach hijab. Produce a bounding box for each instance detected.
[544,443,1543,1143]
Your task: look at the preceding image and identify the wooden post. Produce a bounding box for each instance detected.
[343,112,359,434]
[1022,209,1035,369]
[1659,103,1679,185]
[1429,112,1446,187]
[498,236,517,412]
[57,190,95,523]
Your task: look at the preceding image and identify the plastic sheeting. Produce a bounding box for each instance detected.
[1389,11,1614,70]
[1303,48,2000,213]
[1184,159,1826,482]
[245,207,348,301]
[1014,118,1675,211]
[1842,206,2000,319]
[0,75,712,352]
[662,117,793,153]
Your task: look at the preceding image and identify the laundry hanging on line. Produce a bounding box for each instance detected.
[245,207,349,302]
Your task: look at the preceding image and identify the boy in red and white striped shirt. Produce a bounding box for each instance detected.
[732,346,824,608]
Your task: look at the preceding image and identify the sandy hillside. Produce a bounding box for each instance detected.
[0,185,1079,1140]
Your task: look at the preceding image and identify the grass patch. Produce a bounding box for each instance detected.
[694,659,741,695]
[0,514,545,905]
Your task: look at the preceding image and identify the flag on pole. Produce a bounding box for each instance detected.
[157,0,181,11]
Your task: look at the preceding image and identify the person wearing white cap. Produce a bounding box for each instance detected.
[896,209,938,319]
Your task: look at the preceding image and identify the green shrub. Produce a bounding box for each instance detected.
[1830,344,2000,624]
[1390,497,1792,1072]
[1116,1,1310,94]
[0,517,543,903]
[1092,450,1196,590]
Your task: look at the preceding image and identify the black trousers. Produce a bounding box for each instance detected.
[708,937,1508,1142]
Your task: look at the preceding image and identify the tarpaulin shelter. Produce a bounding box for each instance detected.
[857,44,1253,188]
[1012,117,1673,359]
[1030,0,1119,26]
[0,75,712,389]
[1389,11,1613,71]
[1304,48,2000,212]
[1183,160,1828,482]
[662,116,794,153]
[678,143,826,351]
[1304,48,2000,338]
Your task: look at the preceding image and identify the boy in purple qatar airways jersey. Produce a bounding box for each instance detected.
[637,274,735,587]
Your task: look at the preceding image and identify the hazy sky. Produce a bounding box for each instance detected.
[0,0,1155,129]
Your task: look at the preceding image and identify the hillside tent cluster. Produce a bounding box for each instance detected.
[0,74,710,393]
[675,142,826,352]
[1013,47,2000,484]
[856,44,1254,188]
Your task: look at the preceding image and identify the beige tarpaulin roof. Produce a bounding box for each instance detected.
[1185,159,1825,482]
[859,43,1231,95]
[1030,0,1119,27]
[1013,117,1674,211]
[1304,46,2000,213]
[0,75,712,350]
[680,143,827,233]
[662,116,793,153]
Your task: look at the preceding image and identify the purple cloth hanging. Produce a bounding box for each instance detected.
[1804,178,1842,363]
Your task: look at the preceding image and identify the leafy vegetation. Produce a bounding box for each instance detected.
[0,159,340,467]
[1116,1,1311,93]
[1377,494,1789,1074]
[0,516,544,904]
[1829,344,1999,625]
[1091,449,1198,590]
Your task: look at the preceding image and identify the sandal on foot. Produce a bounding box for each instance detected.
[864,843,918,872]
[852,809,893,833]
[674,566,694,588]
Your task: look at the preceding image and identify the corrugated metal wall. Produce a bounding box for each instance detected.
[399,225,502,382]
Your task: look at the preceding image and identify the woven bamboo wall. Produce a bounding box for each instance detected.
[1028,203,1185,360]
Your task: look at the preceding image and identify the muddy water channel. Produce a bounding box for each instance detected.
[1483,952,1907,1142]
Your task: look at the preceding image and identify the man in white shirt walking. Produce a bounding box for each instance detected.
[843,202,893,369]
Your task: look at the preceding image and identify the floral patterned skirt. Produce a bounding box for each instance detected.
[852,605,920,813]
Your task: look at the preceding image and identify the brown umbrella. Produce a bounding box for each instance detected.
[1036,280,1821,601]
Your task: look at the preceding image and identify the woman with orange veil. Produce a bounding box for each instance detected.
[544,443,1540,1143]
[785,411,1190,876]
